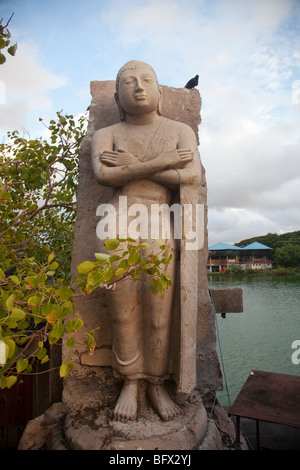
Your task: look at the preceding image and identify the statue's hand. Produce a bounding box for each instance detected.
[100,148,138,166]
[156,149,193,169]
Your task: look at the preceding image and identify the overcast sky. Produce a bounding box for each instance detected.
[0,0,299,246]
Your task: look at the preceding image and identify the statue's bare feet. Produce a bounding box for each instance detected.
[147,383,181,421]
[113,380,138,422]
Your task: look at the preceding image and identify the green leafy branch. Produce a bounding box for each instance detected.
[0,13,17,65]
[0,253,92,388]
[0,111,89,387]
[0,111,87,277]
[75,237,173,296]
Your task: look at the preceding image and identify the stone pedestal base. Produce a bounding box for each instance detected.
[18,393,244,450]
[64,394,207,450]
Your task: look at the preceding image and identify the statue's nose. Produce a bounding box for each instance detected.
[135,78,144,91]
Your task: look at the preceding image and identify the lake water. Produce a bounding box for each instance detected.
[208,273,300,406]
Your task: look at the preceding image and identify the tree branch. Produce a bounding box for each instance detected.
[25,202,76,221]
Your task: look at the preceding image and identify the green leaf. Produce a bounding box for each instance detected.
[87,269,103,287]
[104,239,120,251]
[150,278,164,294]
[6,376,17,389]
[140,242,151,249]
[25,276,37,288]
[66,337,75,348]
[0,53,6,65]
[10,275,20,285]
[1,375,17,389]
[86,336,96,350]
[72,317,83,331]
[17,336,29,346]
[115,267,125,277]
[59,116,67,126]
[48,321,64,344]
[37,347,47,360]
[48,262,58,271]
[41,354,49,364]
[0,376,7,389]
[16,358,28,372]
[65,353,72,364]
[25,363,32,373]
[4,338,15,358]
[59,286,73,302]
[128,252,141,266]
[94,252,110,263]
[77,260,95,274]
[48,252,55,263]
[27,295,41,306]
[0,269,5,281]
[59,364,69,377]
[118,259,129,270]
[5,294,14,312]
[7,43,17,56]
[10,308,26,323]
[37,273,47,285]
[60,300,74,317]
[103,266,115,282]
[109,255,120,263]
[65,317,83,333]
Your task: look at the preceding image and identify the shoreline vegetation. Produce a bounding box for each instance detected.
[208,266,300,276]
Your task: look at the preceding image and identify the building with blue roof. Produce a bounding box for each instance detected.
[208,242,243,251]
[242,242,272,251]
[208,241,273,272]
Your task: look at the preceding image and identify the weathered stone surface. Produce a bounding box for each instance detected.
[210,287,243,314]
[64,393,208,450]
[81,347,113,366]
[18,402,67,450]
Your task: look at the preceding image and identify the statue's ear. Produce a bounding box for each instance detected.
[157,86,163,116]
[114,92,125,121]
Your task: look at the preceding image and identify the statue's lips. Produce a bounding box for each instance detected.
[134,94,147,100]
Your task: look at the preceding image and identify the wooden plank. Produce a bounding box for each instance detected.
[229,370,300,428]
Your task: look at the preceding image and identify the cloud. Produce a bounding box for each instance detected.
[0,40,67,131]
[207,207,279,245]
[102,0,198,45]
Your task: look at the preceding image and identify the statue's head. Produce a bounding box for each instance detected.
[115,60,162,121]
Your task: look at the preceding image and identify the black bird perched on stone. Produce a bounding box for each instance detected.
[184,74,199,89]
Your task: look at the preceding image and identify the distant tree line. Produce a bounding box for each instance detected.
[235,231,300,268]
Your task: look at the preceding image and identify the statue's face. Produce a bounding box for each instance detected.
[117,65,161,116]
